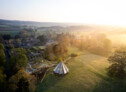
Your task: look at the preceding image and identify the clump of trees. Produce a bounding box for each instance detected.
[44,33,71,61]
[71,53,78,57]
[43,32,112,61]
[0,43,7,91]
[74,33,112,56]
[7,49,28,76]
[37,35,47,45]
[0,35,4,43]
[0,44,37,92]
[0,68,6,91]
[20,30,28,38]
[6,48,36,92]
[108,49,126,78]
[44,42,69,61]
[2,34,12,40]
[0,44,6,67]
[8,69,36,92]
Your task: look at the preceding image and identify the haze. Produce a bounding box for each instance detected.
[0,0,126,26]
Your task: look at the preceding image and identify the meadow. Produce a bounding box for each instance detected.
[0,31,20,37]
[36,47,126,92]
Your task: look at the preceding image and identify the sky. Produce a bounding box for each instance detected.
[0,0,126,26]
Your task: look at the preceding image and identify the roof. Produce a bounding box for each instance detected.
[53,61,69,74]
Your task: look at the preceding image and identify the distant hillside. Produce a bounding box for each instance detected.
[0,19,76,27]
[0,19,92,33]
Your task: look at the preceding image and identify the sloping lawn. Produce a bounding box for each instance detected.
[36,47,126,92]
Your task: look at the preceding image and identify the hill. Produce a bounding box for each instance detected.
[0,19,77,27]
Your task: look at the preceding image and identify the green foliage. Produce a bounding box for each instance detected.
[0,35,4,43]
[37,35,46,44]
[8,53,28,75]
[20,30,28,38]
[0,43,4,49]
[16,77,30,92]
[0,31,19,37]
[108,63,125,77]
[56,57,63,63]
[0,44,6,67]
[54,43,68,56]
[0,49,6,67]
[71,53,78,57]
[7,44,14,49]
[11,48,26,55]
[8,69,36,92]
[47,53,56,61]
[108,49,126,78]
[0,69,7,92]
[0,44,7,91]
[44,42,68,61]
[15,53,28,70]
[34,57,38,64]
[43,33,75,60]
[8,48,28,76]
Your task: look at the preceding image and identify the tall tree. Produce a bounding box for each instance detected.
[16,77,29,92]
[108,49,126,78]
[0,69,7,92]
[0,43,6,67]
[8,48,27,76]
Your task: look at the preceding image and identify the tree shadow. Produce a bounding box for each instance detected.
[35,72,64,92]
[91,71,126,92]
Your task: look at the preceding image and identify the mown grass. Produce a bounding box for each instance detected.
[36,47,126,92]
[67,46,85,56]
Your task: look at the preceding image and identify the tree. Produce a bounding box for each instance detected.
[3,34,11,40]
[56,33,70,46]
[108,49,126,78]
[0,43,4,50]
[37,35,47,45]
[8,69,36,92]
[54,43,68,56]
[0,43,6,67]
[15,53,28,71]
[44,44,56,61]
[7,48,27,76]
[0,69,7,92]
[8,53,28,76]
[0,35,4,43]
[20,30,28,38]
[15,35,20,39]
[11,48,26,55]
[16,77,29,92]
[75,33,112,56]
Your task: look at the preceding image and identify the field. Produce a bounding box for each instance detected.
[36,47,126,92]
[0,24,21,37]
[0,31,20,37]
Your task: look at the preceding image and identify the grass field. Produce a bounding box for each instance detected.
[36,47,126,92]
[0,31,19,37]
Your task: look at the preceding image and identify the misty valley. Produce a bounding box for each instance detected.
[0,19,126,92]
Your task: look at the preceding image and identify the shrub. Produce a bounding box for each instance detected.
[71,53,78,57]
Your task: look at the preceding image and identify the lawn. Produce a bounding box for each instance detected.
[36,47,126,92]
